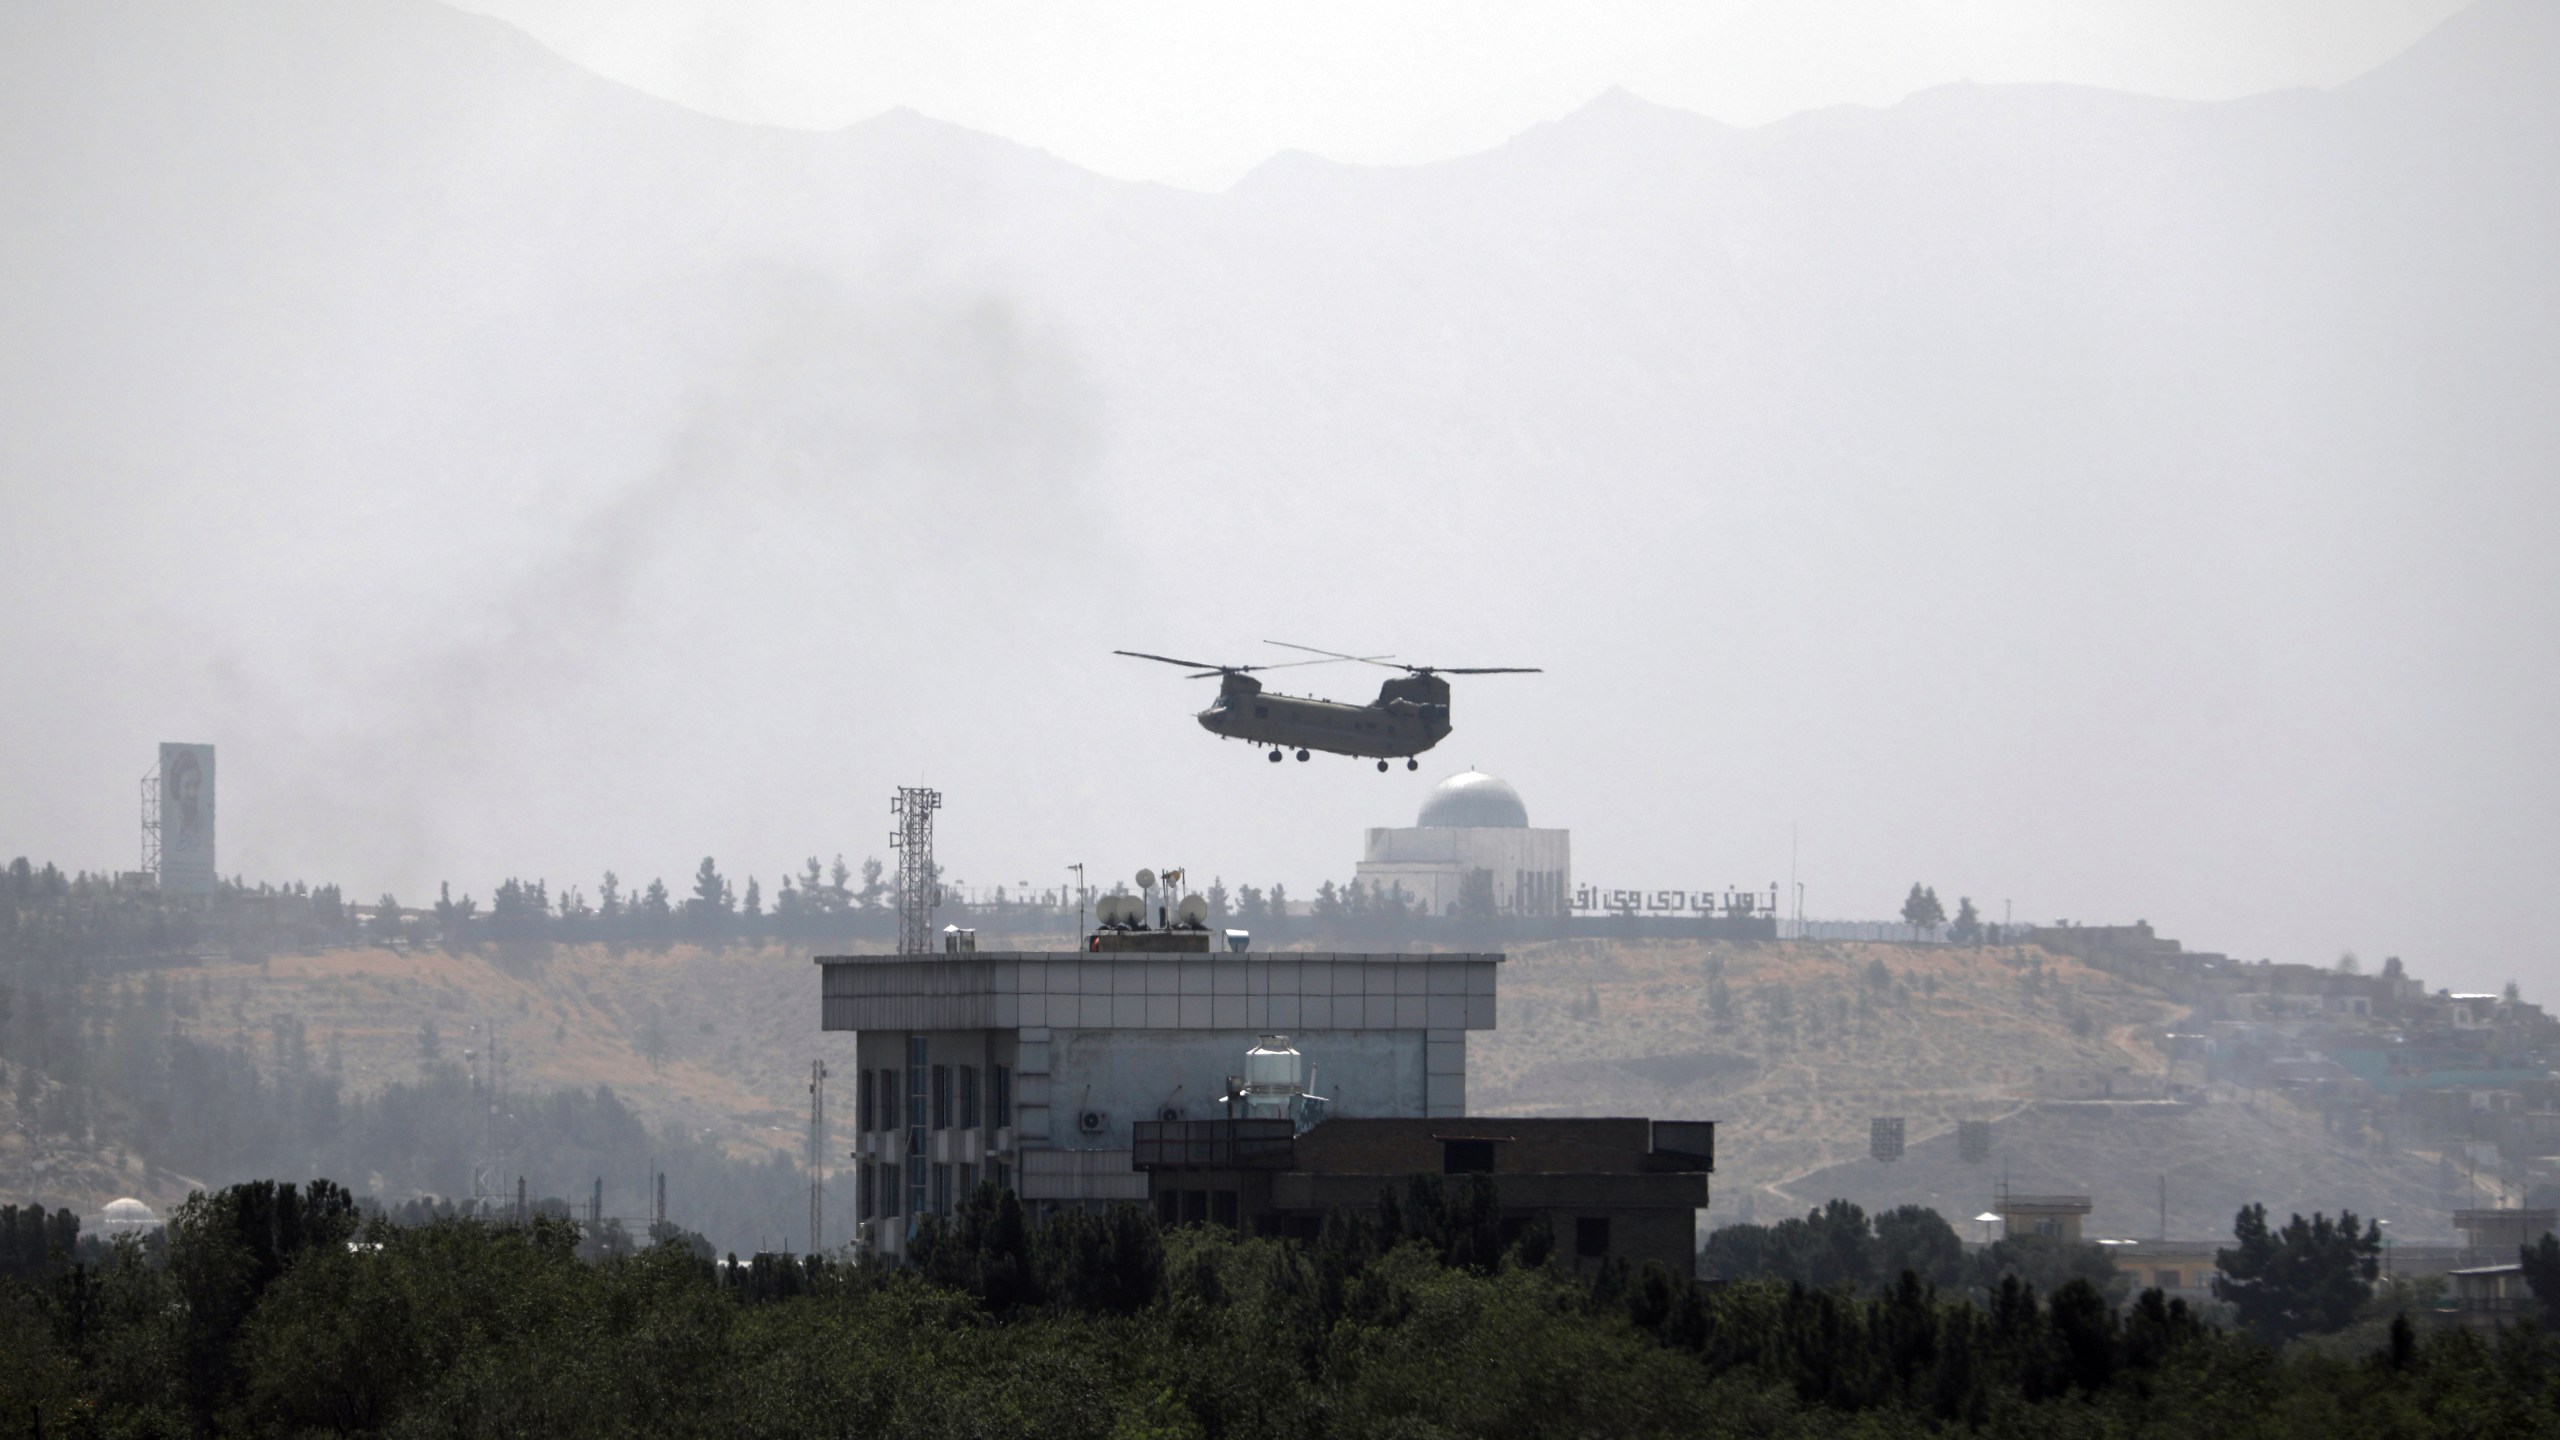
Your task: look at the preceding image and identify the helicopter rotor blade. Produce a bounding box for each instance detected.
[1429,666,1543,675]
[1114,649,1228,672]
[1263,641,1402,669]
[1253,654,1382,671]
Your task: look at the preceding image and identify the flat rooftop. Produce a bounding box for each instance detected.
[817,950,1501,1034]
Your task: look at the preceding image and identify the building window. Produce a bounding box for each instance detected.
[1212,1190,1239,1228]
[1443,1140,1497,1175]
[931,1065,951,1131]
[992,1065,1013,1128]
[2155,1269,2182,1288]
[857,1162,873,1221]
[907,1038,929,1222]
[961,1065,981,1130]
[959,1162,978,1202]
[878,1161,899,1217]
[931,1162,952,1217]
[857,1069,875,1133]
[878,1070,898,1133]
[1575,1217,1611,1259]
[992,1160,1010,1193]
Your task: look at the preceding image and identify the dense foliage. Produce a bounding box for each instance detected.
[1702,1200,2125,1303]
[2215,1203,2385,1344]
[4,1177,2560,1439]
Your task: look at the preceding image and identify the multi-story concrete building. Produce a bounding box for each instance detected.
[819,944,1500,1257]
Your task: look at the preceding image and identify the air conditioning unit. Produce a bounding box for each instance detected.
[1078,1108,1107,1136]
[1157,1106,1181,1123]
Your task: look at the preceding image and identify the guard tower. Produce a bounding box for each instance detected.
[1993,1190,2094,1242]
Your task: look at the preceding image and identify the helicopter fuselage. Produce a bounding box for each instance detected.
[1195,672,1452,759]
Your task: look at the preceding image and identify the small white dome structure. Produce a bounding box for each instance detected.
[100,1197,160,1237]
[1416,770,1531,829]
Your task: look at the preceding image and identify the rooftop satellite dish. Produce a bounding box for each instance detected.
[1135,868,1157,891]
[1176,894,1209,928]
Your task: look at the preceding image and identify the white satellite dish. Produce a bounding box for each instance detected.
[1135,868,1157,891]
[1101,894,1138,928]
[1176,893,1209,928]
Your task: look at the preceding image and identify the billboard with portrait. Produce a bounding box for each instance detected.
[158,742,216,894]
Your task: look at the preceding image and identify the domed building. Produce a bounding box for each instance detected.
[98,1197,160,1238]
[1354,770,1571,917]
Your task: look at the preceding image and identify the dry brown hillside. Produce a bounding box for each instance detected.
[3,939,860,1216]
[1470,937,2453,1241]
[1470,939,2180,1217]
[11,934,2445,1243]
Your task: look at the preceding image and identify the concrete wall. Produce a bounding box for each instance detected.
[1046,1027,1436,1149]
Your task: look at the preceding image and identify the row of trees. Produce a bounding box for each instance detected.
[1706,1199,2392,1348]
[9,851,1793,971]
[4,1174,2556,1438]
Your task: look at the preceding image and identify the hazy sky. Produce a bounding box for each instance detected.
[449,0,2470,185]
[2,0,2549,996]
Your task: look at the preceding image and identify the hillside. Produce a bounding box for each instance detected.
[6,930,2451,1249]
[1470,937,2456,1240]
[2,939,852,1234]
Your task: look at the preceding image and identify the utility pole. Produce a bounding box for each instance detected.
[1069,862,1085,942]
[808,1060,828,1255]
[1788,825,1798,937]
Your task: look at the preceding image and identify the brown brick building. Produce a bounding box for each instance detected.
[1132,1115,1714,1272]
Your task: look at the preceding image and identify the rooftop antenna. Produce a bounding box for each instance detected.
[891,787,942,955]
[1069,863,1085,942]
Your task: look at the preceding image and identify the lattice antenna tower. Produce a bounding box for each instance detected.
[465,1019,508,1212]
[891,787,942,955]
[807,1060,827,1254]
[139,768,161,877]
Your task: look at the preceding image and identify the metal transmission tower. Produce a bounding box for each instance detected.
[465,1020,510,1212]
[807,1060,828,1254]
[890,787,942,955]
[138,770,161,877]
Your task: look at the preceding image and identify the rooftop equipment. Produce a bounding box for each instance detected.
[1226,1035,1329,1132]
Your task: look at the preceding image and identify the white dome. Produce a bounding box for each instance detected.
[100,1198,159,1233]
[1417,770,1529,828]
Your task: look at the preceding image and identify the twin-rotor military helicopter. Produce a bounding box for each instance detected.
[1114,641,1540,771]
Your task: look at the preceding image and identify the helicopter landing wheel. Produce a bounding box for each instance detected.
[1295,749,1311,762]
[1376,759,1389,772]
[1267,749,1284,764]
[1406,759,1419,771]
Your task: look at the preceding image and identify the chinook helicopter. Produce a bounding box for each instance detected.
[1113,641,1540,770]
